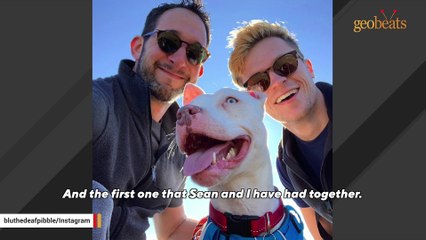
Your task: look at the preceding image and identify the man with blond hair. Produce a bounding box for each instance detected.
[228,20,332,239]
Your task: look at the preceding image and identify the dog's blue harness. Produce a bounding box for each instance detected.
[198,205,304,240]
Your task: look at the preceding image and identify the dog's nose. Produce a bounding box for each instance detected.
[176,105,201,126]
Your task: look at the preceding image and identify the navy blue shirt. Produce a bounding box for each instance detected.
[293,123,329,191]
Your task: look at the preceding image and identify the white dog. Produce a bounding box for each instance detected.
[176,84,304,239]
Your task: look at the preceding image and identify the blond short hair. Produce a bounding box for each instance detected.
[227,20,303,87]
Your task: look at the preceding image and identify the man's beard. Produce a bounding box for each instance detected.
[138,54,189,103]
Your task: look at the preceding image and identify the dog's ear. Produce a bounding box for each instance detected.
[248,91,260,99]
[183,83,205,105]
[248,91,266,104]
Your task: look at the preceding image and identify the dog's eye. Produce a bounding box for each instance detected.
[225,97,238,104]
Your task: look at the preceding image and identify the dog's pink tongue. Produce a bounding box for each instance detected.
[183,142,231,176]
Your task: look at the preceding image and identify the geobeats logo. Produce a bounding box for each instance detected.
[353,9,407,33]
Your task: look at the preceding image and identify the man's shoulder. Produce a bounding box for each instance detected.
[316,82,333,94]
[93,75,118,92]
[316,82,333,118]
[93,75,120,104]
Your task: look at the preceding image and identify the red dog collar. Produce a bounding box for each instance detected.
[209,199,285,237]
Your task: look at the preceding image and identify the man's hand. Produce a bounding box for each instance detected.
[300,207,323,239]
[154,205,198,240]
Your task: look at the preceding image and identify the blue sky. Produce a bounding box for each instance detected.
[93,1,332,239]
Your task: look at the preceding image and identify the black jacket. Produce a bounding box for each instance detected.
[277,82,333,223]
[93,60,186,240]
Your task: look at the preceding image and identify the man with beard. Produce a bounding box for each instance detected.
[92,1,211,240]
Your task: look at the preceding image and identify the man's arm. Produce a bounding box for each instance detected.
[92,86,109,141]
[300,207,323,240]
[153,205,198,240]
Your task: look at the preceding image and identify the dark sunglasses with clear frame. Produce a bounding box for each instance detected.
[243,50,303,91]
[142,29,210,66]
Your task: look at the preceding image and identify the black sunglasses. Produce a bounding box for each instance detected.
[243,50,302,91]
[143,29,210,65]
